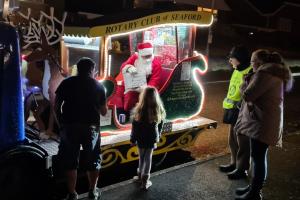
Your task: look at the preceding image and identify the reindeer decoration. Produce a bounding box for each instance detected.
[15,7,67,137]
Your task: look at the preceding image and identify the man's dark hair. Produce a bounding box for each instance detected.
[77,57,96,76]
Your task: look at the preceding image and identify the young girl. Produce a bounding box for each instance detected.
[130,86,166,190]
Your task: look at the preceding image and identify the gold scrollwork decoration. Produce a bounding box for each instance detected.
[126,146,139,162]
[101,129,201,168]
[153,130,194,155]
[101,148,126,168]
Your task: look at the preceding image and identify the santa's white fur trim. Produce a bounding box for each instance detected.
[138,48,153,56]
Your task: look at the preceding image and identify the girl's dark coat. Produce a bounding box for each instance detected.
[130,120,163,148]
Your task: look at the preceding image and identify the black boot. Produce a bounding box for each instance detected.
[219,164,235,173]
[227,169,247,180]
[235,185,250,196]
[235,187,262,200]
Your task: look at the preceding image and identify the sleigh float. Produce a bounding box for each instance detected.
[0,8,221,199]
[61,10,217,168]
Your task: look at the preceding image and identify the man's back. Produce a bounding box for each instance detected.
[56,76,106,125]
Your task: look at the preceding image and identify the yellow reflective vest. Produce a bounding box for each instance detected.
[223,66,252,109]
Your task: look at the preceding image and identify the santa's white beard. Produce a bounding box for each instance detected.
[135,56,153,76]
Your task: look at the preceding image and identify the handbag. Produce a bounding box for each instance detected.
[223,108,240,125]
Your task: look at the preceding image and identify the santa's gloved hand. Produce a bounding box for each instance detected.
[127,66,137,74]
[122,64,137,75]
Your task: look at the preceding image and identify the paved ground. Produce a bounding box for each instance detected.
[79,133,300,200]
[80,156,246,200]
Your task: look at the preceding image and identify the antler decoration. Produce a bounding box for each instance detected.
[16,7,67,75]
[18,7,67,50]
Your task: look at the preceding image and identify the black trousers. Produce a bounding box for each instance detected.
[250,138,269,190]
[229,125,250,170]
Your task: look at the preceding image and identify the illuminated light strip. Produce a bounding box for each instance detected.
[101,129,130,136]
[194,51,208,74]
[171,117,214,132]
[63,35,91,41]
[108,54,112,76]
[90,11,214,37]
[2,0,9,18]
[101,131,131,146]
[292,72,300,77]
[103,36,111,78]
[102,20,213,39]
[64,43,99,50]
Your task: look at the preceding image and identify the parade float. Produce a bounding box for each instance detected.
[0,7,218,199]
[62,9,217,168]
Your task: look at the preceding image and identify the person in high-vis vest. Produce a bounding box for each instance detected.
[219,46,252,180]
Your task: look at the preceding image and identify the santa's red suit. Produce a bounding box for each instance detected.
[110,42,162,112]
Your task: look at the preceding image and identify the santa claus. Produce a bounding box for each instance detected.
[110,42,162,120]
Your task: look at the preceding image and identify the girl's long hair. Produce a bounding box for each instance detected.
[133,86,166,123]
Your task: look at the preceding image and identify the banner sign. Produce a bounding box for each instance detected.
[89,11,213,37]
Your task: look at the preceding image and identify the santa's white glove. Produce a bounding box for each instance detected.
[122,64,137,75]
[127,66,137,74]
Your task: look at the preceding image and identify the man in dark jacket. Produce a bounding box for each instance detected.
[55,57,107,200]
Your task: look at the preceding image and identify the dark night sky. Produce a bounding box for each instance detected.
[64,0,300,14]
[64,0,128,14]
[249,0,300,13]
[249,0,283,13]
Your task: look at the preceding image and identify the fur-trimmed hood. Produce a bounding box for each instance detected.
[258,63,294,91]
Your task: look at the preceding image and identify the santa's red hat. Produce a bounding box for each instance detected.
[137,42,153,56]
